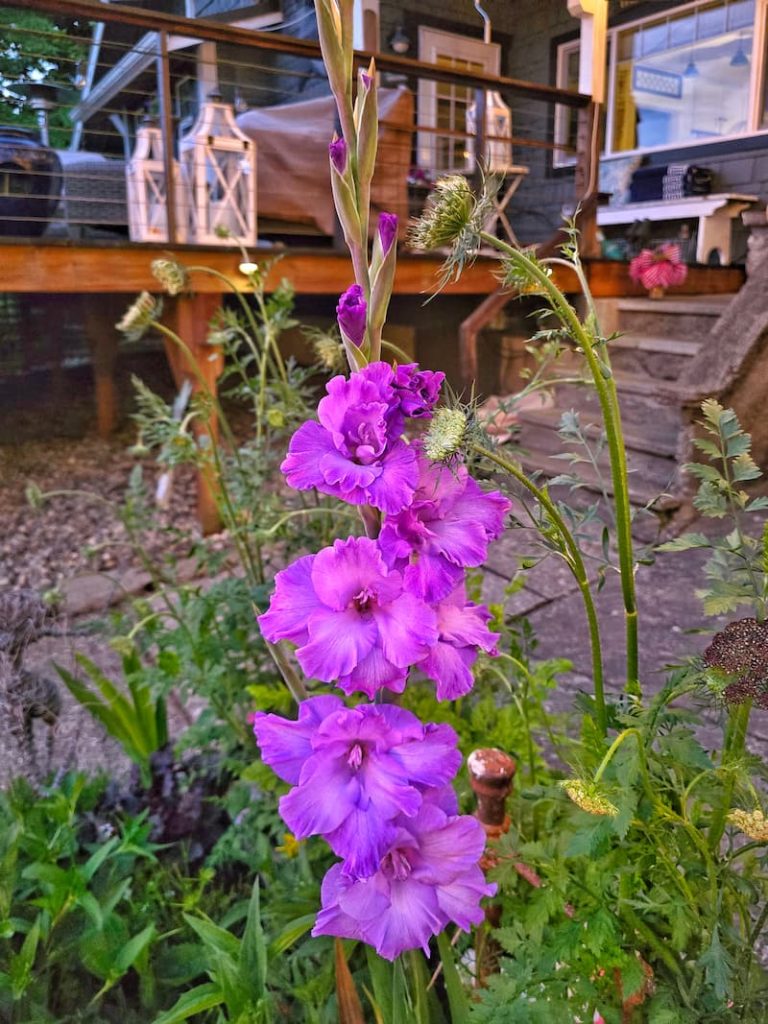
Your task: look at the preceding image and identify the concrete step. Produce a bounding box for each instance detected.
[614,294,736,341]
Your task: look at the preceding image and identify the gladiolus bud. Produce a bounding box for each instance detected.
[329,136,347,175]
[336,284,367,348]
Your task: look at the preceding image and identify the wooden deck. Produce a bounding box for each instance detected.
[0,240,745,296]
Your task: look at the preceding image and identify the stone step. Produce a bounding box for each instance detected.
[614,295,735,341]
[516,403,679,458]
[606,333,702,380]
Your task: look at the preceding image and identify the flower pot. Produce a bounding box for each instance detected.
[648,286,665,299]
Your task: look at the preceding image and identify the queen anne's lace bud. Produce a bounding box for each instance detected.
[116,292,160,341]
[410,175,475,251]
[150,258,188,296]
[423,407,467,462]
[727,808,768,842]
[561,779,618,817]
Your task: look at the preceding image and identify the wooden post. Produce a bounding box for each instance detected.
[164,294,224,534]
[84,295,120,437]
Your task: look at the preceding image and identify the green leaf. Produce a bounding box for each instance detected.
[268,913,315,957]
[657,533,710,552]
[436,931,469,1023]
[81,835,120,882]
[699,926,732,1001]
[239,879,267,1004]
[183,913,241,960]
[150,982,224,1024]
[365,947,393,1023]
[113,923,156,976]
[9,917,40,999]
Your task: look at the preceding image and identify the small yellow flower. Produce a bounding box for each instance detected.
[424,407,467,462]
[276,832,303,858]
[727,808,768,842]
[561,779,618,817]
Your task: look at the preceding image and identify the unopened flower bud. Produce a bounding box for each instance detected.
[410,175,476,251]
[116,291,160,341]
[329,136,347,175]
[561,779,618,817]
[336,284,367,348]
[423,407,467,462]
[150,258,188,296]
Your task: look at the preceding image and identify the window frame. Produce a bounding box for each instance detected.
[555,0,768,163]
[417,26,501,172]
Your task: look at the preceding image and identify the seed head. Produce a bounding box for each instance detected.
[727,808,768,842]
[150,258,188,296]
[116,292,160,342]
[423,407,468,463]
[561,779,618,817]
[410,175,476,251]
[703,618,768,709]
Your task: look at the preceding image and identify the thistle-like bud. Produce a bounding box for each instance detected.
[561,779,618,818]
[150,258,188,296]
[410,175,477,251]
[423,407,468,463]
[727,808,768,842]
[116,292,161,342]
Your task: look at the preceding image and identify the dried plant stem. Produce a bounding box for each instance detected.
[470,442,606,735]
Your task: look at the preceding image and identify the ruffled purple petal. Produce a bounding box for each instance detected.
[391,722,462,789]
[298,606,378,682]
[435,869,497,930]
[420,642,477,700]
[365,441,418,514]
[361,877,444,959]
[281,420,337,492]
[257,554,320,645]
[336,645,408,699]
[374,592,438,668]
[413,806,487,882]
[279,755,359,838]
[326,809,399,878]
[310,537,388,610]
[403,553,463,604]
[252,695,344,784]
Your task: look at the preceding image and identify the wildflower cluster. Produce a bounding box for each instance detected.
[255,360,510,958]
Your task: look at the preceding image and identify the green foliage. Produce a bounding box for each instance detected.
[659,399,768,617]
[55,650,168,785]
[0,9,86,147]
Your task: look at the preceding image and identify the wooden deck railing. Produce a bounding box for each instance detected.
[0,0,594,248]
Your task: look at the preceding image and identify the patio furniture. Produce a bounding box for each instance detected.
[56,150,128,236]
[237,86,413,237]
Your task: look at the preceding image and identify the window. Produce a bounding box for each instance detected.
[556,0,764,160]
[417,27,500,173]
[554,40,581,166]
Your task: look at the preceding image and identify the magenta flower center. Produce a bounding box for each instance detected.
[382,847,413,881]
[346,742,365,770]
[352,586,377,613]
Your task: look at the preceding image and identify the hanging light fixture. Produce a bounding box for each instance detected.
[730,35,749,67]
[684,9,699,78]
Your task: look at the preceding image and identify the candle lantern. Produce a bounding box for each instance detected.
[465,89,513,173]
[126,117,188,242]
[179,92,256,246]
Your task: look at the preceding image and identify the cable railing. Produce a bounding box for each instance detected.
[0,0,593,247]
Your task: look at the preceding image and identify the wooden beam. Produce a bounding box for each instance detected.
[0,243,502,295]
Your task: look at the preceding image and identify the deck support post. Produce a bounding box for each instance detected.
[164,294,224,535]
[84,296,120,438]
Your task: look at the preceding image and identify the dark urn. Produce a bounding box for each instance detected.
[0,126,62,237]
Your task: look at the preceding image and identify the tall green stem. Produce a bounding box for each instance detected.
[471,442,606,734]
[708,701,752,851]
[478,231,640,697]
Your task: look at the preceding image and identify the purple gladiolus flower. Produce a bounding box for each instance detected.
[253,701,461,877]
[329,136,347,175]
[336,284,367,347]
[281,363,418,513]
[257,536,438,697]
[392,363,444,420]
[420,582,499,700]
[378,212,399,256]
[379,450,512,602]
[313,798,496,959]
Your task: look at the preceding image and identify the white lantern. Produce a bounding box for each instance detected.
[179,92,257,247]
[465,90,513,173]
[126,118,188,242]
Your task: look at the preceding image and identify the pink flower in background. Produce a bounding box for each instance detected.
[257,537,437,697]
[629,243,687,292]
